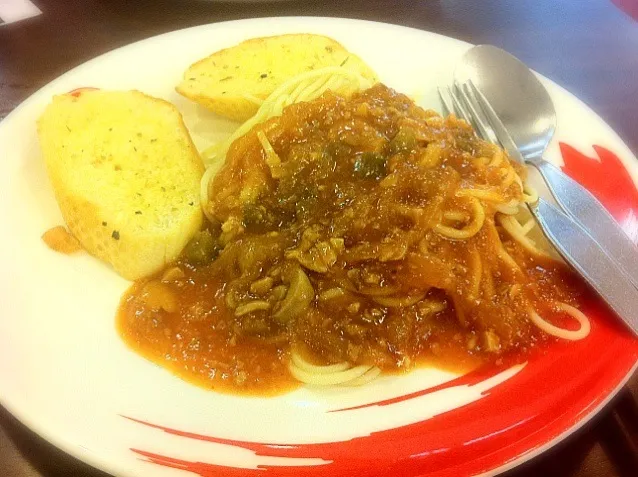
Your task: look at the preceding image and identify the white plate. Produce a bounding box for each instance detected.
[0,17,637,477]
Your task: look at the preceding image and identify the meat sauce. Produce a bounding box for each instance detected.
[118,84,586,395]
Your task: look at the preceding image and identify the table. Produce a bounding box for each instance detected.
[1,0,637,475]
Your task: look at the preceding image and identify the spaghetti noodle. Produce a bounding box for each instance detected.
[118,81,590,395]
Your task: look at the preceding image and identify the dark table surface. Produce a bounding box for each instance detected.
[1,0,637,476]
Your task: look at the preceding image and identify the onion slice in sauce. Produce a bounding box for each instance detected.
[373,293,425,308]
[273,266,314,322]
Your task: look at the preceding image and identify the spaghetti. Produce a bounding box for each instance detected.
[199,66,373,221]
[119,81,591,395]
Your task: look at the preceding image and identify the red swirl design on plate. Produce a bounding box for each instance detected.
[611,0,638,21]
[560,143,638,242]
[125,143,638,477]
[328,362,512,413]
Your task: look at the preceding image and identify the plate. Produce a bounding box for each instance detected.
[0,17,637,477]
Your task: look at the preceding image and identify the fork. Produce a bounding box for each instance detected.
[438,83,638,336]
[455,79,638,293]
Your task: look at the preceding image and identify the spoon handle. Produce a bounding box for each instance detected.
[530,198,638,336]
[531,158,638,290]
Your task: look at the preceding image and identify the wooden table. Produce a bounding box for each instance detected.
[1,0,637,475]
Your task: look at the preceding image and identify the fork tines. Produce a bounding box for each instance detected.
[438,81,503,148]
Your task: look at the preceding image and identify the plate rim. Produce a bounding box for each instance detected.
[0,16,636,477]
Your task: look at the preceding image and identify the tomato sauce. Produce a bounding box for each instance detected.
[118,84,586,395]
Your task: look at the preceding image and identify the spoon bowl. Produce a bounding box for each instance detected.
[454,45,556,161]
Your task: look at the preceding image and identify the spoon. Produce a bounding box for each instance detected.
[453,44,638,292]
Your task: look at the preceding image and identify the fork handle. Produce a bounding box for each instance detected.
[530,198,638,336]
[531,158,638,290]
